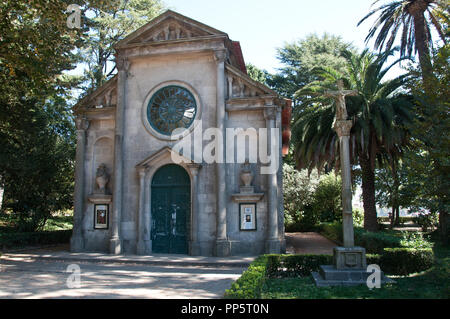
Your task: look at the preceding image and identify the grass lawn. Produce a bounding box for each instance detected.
[261,243,449,299]
[0,213,73,232]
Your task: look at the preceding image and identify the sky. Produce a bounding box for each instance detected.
[163,0,380,73]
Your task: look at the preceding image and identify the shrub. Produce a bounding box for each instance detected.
[354,228,402,253]
[380,248,434,275]
[265,254,333,278]
[283,164,319,232]
[311,172,342,223]
[0,229,72,249]
[319,221,342,243]
[353,208,364,227]
[399,231,433,249]
[224,256,268,298]
[319,222,405,253]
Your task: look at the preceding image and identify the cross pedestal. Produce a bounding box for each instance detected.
[312,81,381,286]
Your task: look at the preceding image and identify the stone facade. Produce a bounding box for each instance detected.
[71,10,289,256]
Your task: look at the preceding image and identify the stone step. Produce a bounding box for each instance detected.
[0,252,254,269]
[312,265,394,287]
[311,272,370,287]
[319,265,374,281]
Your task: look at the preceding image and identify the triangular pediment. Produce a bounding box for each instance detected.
[136,146,196,169]
[115,10,227,48]
[74,75,118,113]
[225,64,276,99]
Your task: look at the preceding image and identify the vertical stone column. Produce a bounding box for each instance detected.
[334,120,355,247]
[110,56,129,254]
[188,164,201,255]
[71,116,89,252]
[136,168,147,255]
[264,107,281,253]
[214,49,230,256]
[144,173,152,253]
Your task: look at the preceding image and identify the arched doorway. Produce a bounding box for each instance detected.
[151,164,190,254]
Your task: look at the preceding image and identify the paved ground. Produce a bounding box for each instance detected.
[0,232,336,298]
[285,232,337,255]
[0,247,249,299]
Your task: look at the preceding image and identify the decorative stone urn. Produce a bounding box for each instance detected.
[240,161,253,188]
[95,163,109,194]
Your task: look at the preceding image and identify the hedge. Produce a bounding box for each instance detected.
[266,254,333,277]
[224,255,269,299]
[319,222,402,253]
[226,249,435,298]
[380,248,434,276]
[0,229,72,249]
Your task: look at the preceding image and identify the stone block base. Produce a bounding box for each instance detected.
[137,239,151,255]
[312,265,393,287]
[70,235,84,252]
[265,239,281,254]
[190,242,202,256]
[334,246,367,270]
[215,239,231,257]
[109,237,122,255]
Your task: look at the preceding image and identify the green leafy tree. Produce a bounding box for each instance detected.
[79,0,165,91]
[293,49,415,231]
[267,33,352,111]
[283,164,319,231]
[312,172,342,223]
[407,44,449,243]
[0,0,80,230]
[358,0,448,84]
[246,63,270,85]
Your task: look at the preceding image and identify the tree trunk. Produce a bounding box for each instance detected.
[360,157,379,232]
[411,6,434,87]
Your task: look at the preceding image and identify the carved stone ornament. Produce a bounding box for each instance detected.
[95,163,110,194]
[75,117,89,131]
[240,161,253,188]
[333,120,353,137]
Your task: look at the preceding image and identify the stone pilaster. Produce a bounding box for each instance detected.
[110,55,130,254]
[214,49,230,257]
[188,163,201,255]
[71,116,89,252]
[264,108,280,253]
[136,168,147,255]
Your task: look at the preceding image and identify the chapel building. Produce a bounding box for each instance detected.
[71,10,291,256]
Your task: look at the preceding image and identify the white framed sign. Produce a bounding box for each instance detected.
[94,204,109,229]
[239,203,256,231]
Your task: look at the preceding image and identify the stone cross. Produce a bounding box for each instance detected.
[325,79,358,120]
[326,79,358,248]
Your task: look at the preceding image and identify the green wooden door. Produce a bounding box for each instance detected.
[151,164,190,254]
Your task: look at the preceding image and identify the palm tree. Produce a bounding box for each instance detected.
[358,0,447,83]
[292,49,415,231]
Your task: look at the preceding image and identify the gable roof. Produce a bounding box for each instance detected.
[114,10,228,49]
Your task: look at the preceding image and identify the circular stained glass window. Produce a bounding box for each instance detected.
[147,85,197,136]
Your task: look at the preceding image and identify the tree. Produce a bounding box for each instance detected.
[246,63,270,85]
[267,34,352,111]
[358,0,448,84]
[283,164,319,231]
[0,0,80,230]
[406,44,449,243]
[79,0,165,91]
[293,49,415,231]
